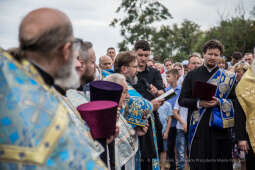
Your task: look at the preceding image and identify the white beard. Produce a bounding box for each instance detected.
[54,56,80,90]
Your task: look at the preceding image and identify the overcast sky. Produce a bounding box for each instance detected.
[0,0,254,58]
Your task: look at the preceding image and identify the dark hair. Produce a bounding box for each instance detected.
[166,68,179,78]
[79,40,93,63]
[163,58,173,65]
[134,40,150,51]
[232,51,243,59]
[80,41,93,51]
[107,47,115,52]
[19,22,73,58]
[202,40,224,55]
[114,51,136,73]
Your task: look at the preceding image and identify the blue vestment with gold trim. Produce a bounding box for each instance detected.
[101,69,115,79]
[0,49,107,169]
[188,68,236,156]
[127,84,160,170]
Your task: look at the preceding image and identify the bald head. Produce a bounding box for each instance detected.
[99,55,113,70]
[17,8,81,89]
[19,8,73,57]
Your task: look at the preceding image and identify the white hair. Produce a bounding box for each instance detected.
[104,73,126,85]
[99,55,112,64]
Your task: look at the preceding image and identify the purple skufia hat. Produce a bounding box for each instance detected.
[90,80,123,103]
[77,100,118,139]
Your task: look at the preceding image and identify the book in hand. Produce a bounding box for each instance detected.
[192,81,217,100]
[154,88,176,101]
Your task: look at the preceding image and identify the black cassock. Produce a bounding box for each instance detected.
[132,66,164,170]
[234,98,255,170]
[179,65,234,170]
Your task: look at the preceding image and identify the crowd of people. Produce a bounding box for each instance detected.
[1,7,255,170]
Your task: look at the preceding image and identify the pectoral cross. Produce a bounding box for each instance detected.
[153,159,158,168]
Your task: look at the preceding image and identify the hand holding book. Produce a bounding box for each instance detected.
[154,88,176,101]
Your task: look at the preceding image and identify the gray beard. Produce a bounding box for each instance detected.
[54,56,80,90]
[126,75,138,85]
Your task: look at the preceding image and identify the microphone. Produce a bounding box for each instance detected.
[140,78,156,97]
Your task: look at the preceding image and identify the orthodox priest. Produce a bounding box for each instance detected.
[0,8,106,169]
[235,59,255,170]
[179,40,236,170]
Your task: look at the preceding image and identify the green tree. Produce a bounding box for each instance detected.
[151,25,175,61]
[110,1,204,63]
[194,16,255,60]
[171,20,203,61]
[153,20,203,62]
[110,0,172,52]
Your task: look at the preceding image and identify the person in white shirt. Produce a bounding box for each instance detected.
[173,97,188,170]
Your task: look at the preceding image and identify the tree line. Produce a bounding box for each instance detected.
[110,0,255,62]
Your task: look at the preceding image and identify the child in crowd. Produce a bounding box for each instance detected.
[158,101,173,170]
[165,69,181,170]
[218,57,227,69]
[173,62,184,86]
[173,97,188,170]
